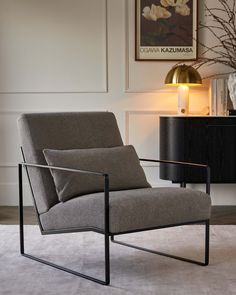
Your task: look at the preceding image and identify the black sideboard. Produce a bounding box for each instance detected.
[160,116,236,183]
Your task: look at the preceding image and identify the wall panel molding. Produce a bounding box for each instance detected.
[125,110,176,144]
[0,163,17,168]
[0,183,32,206]
[125,110,176,167]
[0,0,109,94]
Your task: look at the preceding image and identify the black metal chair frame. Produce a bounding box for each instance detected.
[18,157,210,285]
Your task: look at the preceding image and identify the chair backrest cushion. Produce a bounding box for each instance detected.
[17,112,123,214]
[43,145,151,202]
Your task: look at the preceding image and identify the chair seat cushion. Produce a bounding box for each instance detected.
[40,187,211,234]
[43,145,150,202]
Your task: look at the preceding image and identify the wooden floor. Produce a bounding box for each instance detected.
[0,206,236,225]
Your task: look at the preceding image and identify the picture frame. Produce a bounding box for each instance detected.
[135,0,198,61]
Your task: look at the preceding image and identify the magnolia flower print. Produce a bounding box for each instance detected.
[175,0,190,16]
[143,0,191,21]
[160,0,176,7]
[142,4,171,21]
[175,3,190,16]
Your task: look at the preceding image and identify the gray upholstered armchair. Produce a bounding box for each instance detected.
[18,112,211,285]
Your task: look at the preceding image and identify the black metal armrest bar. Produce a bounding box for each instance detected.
[21,162,106,177]
[139,158,208,168]
[139,158,210,195]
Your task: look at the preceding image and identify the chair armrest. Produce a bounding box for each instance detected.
[20,162,107,177]
[139,158,210,195]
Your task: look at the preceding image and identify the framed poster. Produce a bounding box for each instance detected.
[135,0,197,61]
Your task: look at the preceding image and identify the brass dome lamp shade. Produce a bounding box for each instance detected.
[165,65,202,115]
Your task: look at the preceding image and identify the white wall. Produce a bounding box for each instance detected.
[0,0,235,206]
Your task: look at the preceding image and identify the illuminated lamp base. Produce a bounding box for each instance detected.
[178,85,189,116]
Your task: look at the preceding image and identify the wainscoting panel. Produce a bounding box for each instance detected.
[126,111,158,160]
[0,182,32,206]
[0,0,108,93]
[125,110,176,187]
[125,111,175,159]
[0,113,21,164]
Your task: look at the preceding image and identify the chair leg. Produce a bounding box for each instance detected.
[111,220,210,266]
[104,234,110,285]
[18,164,110,285]
[18,164,25,255]
[205,219,210,266]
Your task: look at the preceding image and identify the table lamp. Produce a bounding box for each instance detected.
[165,65,202,115]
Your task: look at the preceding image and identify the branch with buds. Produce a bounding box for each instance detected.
[193,0,236,73]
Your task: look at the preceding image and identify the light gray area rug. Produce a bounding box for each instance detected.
[0,225,235,295]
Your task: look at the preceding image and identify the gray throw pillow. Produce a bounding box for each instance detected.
[43,145,150,202]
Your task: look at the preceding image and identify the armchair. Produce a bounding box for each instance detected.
[18,112,211,285]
